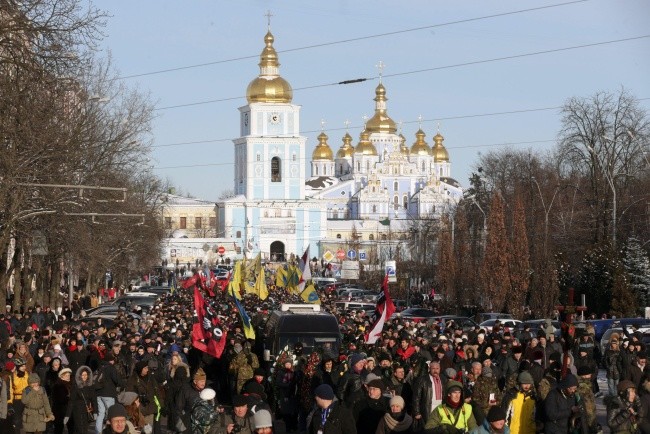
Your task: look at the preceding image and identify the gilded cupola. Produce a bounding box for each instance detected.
[355,130,378,156]
[312,132,334,161]
[410,129,430,156]
[431,132,450,162]
[365,83,397,134]
[246,31,293,103]
[337,132,355,158]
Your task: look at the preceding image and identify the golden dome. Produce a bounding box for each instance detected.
[246,31,293,103]
[355,130,378,156]
[312,132,334,161]
[431,132,450,162]
[399,134,409,155]
[410,129,431,156]
[336,132,355,158]
[365,83,397,134]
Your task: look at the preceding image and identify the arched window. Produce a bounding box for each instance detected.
[256,153,261,162]
[236,231,241,238]
[369,234,375,241]
[403,194,408,209]
[339,164,343,173]
[332,209,338,219]
[366,161,370,171]
[381,234,387,240]
[357,161,361,171]
[421,161,425,171]
[372,205,377,213]
[394,181,398,191]
[393,195,399,210]
[271,157,281,182]
[440,167,443,176]
[315,166,318,176]
[336,233,342,239]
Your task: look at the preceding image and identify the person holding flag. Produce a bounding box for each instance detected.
[365,274,396,345]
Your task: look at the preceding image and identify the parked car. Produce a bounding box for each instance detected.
[335,301,377,313]
[476,312,513,323]
[110,294,159,312]
[600,324,650,351]
[515,319,562,338]
[391,308,437,323]
[479,318,522,332]
[430,315,479,331]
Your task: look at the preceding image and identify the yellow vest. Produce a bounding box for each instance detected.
[437,403,473,430]
[508,392,536,434]
[12,372,28,400]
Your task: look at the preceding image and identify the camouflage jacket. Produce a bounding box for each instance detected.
[472,375,502,413]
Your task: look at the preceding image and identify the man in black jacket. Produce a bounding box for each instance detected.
[96,352,127,434]
[309,384,356,434]
[411,360,446,426]
[544,373,580,434]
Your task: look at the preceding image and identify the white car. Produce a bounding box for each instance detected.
[479,319,522,332]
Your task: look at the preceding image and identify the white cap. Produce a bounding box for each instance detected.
[199,388,216,401]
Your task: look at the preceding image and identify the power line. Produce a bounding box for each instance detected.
[118,0,591,80]
[154,35,650,111]
[151,138,557,170]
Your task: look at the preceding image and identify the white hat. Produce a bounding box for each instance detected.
[53,344,62,351]
[253,409,273,428]
[200,388,216,401]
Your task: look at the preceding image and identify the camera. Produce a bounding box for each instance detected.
[232,424,242,433]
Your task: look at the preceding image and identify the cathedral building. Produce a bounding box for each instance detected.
[217,27,462,262]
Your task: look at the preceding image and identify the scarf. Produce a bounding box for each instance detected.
[445,396,462,409]
[69,344,77,352]
[381,411,413,433]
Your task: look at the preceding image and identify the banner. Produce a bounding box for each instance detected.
[192,287,227,358]
[365,275,396,344]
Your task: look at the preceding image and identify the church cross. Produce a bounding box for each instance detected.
[417,114,423,129]
[344,119,351,131]
[265,10,274,29]
[320,119,326,132]
[375,60,385,83]
[362,115,369,128]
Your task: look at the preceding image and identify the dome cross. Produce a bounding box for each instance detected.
[375,60,385,83]
[265,10,274,30]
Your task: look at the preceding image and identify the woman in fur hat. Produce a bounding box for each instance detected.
[65,365,96,434]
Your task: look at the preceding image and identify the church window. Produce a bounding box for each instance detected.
[179,217,186,229]
[366,161,370,171]
[393,195,399,210]
[339,164,343,174]
[271,157,281,182]
[336,233,342,239]
[440,167,443,176]
[256,153,261,162]
[403,194,408,209]
[421,161,425,171]
[236,231,241,238]
[264,210,268,217]
[381,234,387,240]
[372,186,375,193]
[372,205,377,213]
[315,166,318,176]
[333,209,338,219]
[195,217,202,229]
[275,209,281,217]
[292,152,297,162]
[393,167,397,175]
[394,181,398,191]
[369,234,374,241]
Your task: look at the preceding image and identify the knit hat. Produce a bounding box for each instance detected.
[559,374,579,389]
[314,384,335,400]
[517,371,534,385]
[389,395,405,410]
[200,388,216,401]
[349,353,365,367]
[364,373,381,384]
[253,409,273,429]
[28,373,40,384]
[446,380,463,394]
[4,361,15,371]
[193,367,206,382]
[117,391,138,406]
[107,404,128,420]
[487,406,507,422]
[58,368,72,378]
[577,366,593,377]
[618,380,636,395]
[243,381,267,399]
[366,378,385,390]
[135,360,148,374]
[444,368,457,380]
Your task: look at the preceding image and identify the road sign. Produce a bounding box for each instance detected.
[334,269,342,278]
[347,249,357,260]
[385,260,397,282]
[322,250,334,262]
[217,246,226,255]
[358,250,367,261]
[342,261,360,279]
[336,249,345,260]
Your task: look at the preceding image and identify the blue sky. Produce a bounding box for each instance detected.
[100,0,650,201]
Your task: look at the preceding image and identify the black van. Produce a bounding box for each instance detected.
[263,304,341,360]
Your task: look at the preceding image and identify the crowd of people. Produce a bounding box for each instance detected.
[0,279,648,434]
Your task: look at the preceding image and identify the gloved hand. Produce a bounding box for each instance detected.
[143,424,153,434]
[64,417,69,425]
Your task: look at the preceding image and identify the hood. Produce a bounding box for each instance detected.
[75,365,93,387]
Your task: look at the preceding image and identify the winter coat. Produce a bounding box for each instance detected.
[469,417,511,434]
[375,410,414,434]
[352,395,389,434]
[337,369,364,408]
[308,401,357,434]
[96,360,125,398]
[412,374,447,423]
[66,365,96,434]
[126,370,160,417]
[51,378,72,426]
[607,395,644,434]
[543,387,576,434]
[606,349,623,381]
[165,363,189,431]
[22,385,54,433]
